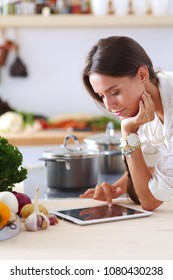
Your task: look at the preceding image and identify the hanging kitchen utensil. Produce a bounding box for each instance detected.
[0,45,8,66]
[0,29,14,66]
[9,29,28,77]
[9,54,28,77]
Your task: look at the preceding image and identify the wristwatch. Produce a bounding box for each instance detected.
[120,133,141,156]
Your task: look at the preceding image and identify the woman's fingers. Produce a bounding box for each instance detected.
[79,188,95,198]
[137,92,155,124]
[142,91,155,119]
[112,186,124,197]
[80,184,124,207]
[94,182,113,207]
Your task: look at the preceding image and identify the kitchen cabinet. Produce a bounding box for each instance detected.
[0,14,173,28]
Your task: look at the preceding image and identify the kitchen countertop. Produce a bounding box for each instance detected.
[1,145,173,260]
[0,130,94,146]
[1,197,173,260]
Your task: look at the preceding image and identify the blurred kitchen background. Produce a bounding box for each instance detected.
[0,0,173,120]
[1,0,173,198]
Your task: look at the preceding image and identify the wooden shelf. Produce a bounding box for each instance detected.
[0,14,173,28]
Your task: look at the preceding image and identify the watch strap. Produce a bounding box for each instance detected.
[120,133,141,156]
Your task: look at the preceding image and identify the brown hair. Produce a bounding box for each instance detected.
[83,36,158,108]
[82,36,158,204]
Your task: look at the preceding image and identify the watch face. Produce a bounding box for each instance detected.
[127,133,140,147]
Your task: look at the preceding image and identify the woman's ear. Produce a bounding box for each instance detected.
[137,65,149,83]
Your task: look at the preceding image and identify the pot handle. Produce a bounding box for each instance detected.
[39,158,71,170]
[63,134,81,152]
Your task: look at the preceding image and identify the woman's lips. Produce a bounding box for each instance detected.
[112,109,125,117]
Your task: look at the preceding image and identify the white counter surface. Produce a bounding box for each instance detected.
[1,198,173,260]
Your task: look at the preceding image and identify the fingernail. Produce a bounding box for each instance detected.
[108,203,112,208]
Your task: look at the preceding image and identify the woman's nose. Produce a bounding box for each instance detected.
[104,96,116,111]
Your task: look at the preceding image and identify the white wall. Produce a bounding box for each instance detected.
[1,26,173,118]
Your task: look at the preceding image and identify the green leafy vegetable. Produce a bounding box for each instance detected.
[0,137,27,192]
[16,111,35,126]
[87,116,121,131]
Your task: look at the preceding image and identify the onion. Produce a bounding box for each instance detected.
[0,191,19,214]
[12,191,32,215]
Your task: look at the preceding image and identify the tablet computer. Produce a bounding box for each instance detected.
[50,203,153,225]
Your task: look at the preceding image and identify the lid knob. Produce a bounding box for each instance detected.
[106,121,115,138]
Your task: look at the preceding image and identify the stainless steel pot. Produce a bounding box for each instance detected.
[40,134,99,190]
[84,122,125,174]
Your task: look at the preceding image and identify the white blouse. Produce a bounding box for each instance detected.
[138,71,173,201]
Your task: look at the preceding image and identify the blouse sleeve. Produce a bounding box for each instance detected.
[139,129,161,168]
[148,154,173,201]
[139,128,173,201]
[141,140,161,168]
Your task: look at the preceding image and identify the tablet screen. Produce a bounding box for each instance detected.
[51,204,152,225]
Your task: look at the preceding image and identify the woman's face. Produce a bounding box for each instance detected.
[89,73,145,120]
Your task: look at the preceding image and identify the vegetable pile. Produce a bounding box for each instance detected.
[0,201,11,229]
[38,115,121,131]
[0,137,27,192]
[0,188,58,232]
[0,137,58,235]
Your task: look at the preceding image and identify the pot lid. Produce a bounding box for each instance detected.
[84,121,121,145]
[42,134,99,159]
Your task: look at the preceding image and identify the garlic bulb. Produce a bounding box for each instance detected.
[24,187,50,231]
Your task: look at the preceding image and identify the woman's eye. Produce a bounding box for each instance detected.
[110,91,119,96]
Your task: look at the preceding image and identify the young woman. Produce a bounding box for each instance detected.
[80,36,173,211]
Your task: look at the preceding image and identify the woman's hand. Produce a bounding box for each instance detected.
[121,91,155,135]
[80,182,124,207]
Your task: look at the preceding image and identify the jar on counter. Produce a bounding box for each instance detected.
[150,0,169,15]
[70,0,81,13]
[90,0,110,15]
[131,0,149,15]
[35,0,45,14]
[80,0,91,14]
[2,0,15,14]
[112,0,129,16]
[56,0,71,14]
[15,0,36,15]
